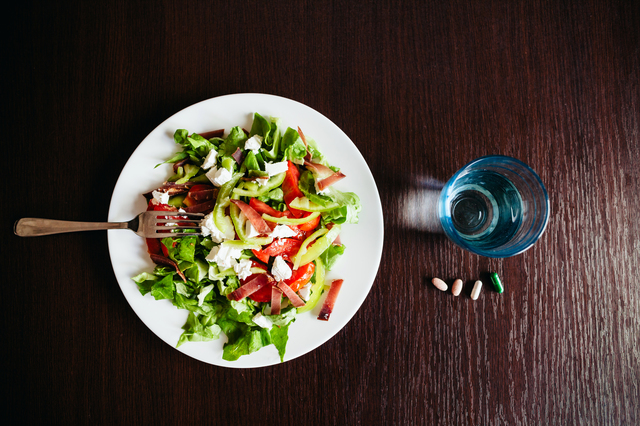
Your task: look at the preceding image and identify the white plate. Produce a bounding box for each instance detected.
[108,93,384,368]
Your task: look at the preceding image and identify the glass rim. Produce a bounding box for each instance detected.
[438,155,550,258]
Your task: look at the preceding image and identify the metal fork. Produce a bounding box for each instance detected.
[14,211,204,238]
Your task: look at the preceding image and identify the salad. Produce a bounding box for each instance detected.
[132,113,361,362]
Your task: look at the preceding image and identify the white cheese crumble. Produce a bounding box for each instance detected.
[270,224,297,239]
[200,213,235,243]
[271,256,292,282]
[205,243,243,270]
[152,190,170,205]
[298,281,312,301]
[233,258,253,280]
[201,148,218,170]
[265,161,289,177]
[314,180,331,195]
[253,176,269,187]
[239,212,261,238]
[244,135,263,153]
[252,313,273,329]
[206,166,233,187]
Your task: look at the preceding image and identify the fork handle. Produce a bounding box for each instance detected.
[14,218,127,237]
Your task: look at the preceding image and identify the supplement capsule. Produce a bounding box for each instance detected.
[471,280,482,300]
[490,272,504,294]
[431,277,448,291]
[452,279,463,296]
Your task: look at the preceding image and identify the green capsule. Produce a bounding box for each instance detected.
[490,272,504,293]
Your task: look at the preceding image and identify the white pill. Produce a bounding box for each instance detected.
[452,279,463,296]
[432,277,448,291]
[471,280,483,300]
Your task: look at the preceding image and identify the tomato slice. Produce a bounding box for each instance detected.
[146,238,163,255]
[267,238,302,257]
[247,261,315,302]
[282,161,305,218]
[145,200,176,254]
[252,248,270,264]
[284,262,315,293]
[296,213,321,231]
[252,238,302,263]
[246,273,272,302]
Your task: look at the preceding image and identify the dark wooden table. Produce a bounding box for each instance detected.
[3,0,639,424]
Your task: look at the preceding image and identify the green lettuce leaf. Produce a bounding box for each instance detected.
[177,312,223,347]
[132,272,159,295]
[270,323,291,363]
[281,127,307,163]
[150,274,176,300]
[298,171,361,224]
[319,243,346,271]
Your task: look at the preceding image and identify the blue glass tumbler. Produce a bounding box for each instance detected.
[438,155,550,258]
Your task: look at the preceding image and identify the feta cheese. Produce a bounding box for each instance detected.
[240,212,261,238]
[206,242,243,270]
[314,180,331,195]
[206,166,233,187]
[233,258,253,280]
[298,281,312,301]
[244,135,263,153]
[200,213,235,243]
[152,190,170,205]
[252,313,273,329]
[265,161,289,177]
[270,224,297,239]
[271,256,292,282]
[253,176,269,187]
[201,148,218,170]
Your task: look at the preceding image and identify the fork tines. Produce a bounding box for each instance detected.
[150,210,204,236]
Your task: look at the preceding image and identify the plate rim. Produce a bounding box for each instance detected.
[107,93,384,368]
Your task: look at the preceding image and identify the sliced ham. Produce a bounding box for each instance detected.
[144,182,195,199]
[227,274,273,301]
[149,253,187,283]
[231,147,245,165]
[230,199,272,234]
[270,287,282,315]
[316,171,346,191]
[317,279,344,321]
[303,160,334,178]
[276,281,306,308]
[182,199,215,214]
[303,160,346,191]
[297,126,308,147]
[173,158,190,173]
[197,129,224,139]
[189,188,217,202]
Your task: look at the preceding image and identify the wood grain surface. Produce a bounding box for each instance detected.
[2,0,639,425]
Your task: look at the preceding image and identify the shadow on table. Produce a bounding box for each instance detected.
[393,175,445,234]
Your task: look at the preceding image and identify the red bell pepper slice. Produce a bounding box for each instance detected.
[252,238,302,264]
[145,200,176,255]
[295,214,321,232]
[247,274,273,302]
[282,161,305,218]
[285,261,315,293]
[248,261,315,302]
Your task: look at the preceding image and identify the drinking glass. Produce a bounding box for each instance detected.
[437,155,549,258]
